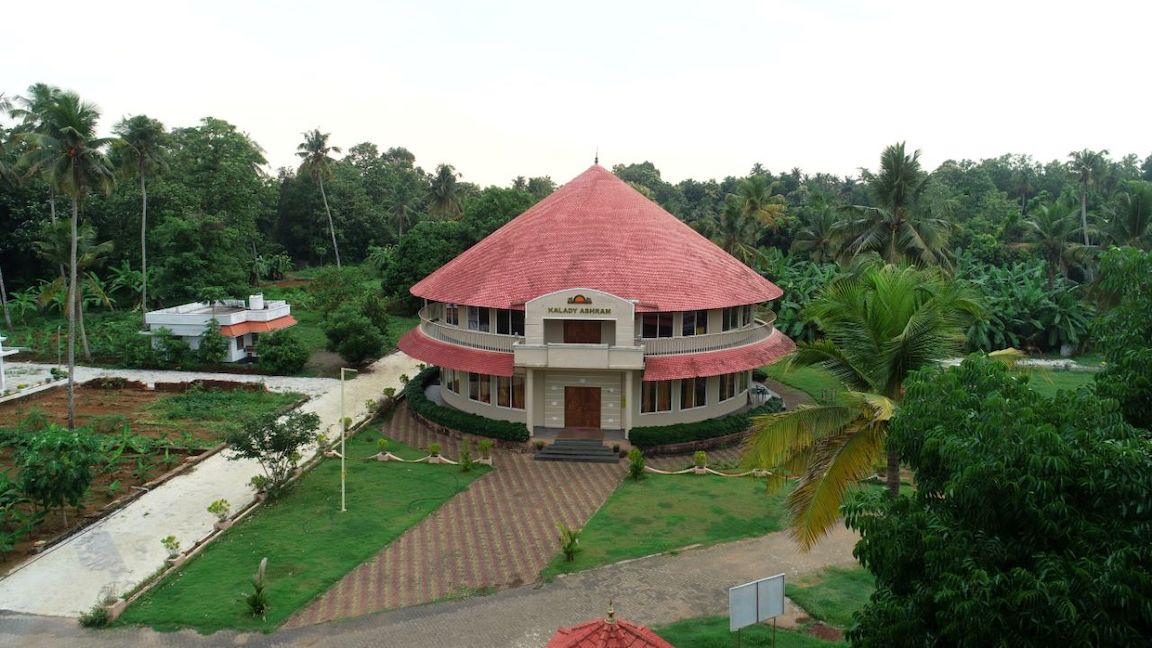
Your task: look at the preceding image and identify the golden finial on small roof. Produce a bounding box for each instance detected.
[605,599,616,624]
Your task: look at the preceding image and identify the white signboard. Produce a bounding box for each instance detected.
[729,573,785,631]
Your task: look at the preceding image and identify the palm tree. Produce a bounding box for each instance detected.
[791,193,843,263]
[34,220,115,360]
[19,91,115,429]
[10,84,63,224]
[1067,149,1110,247]
[297,129,342,267]
[428,163,463,220]
[1107,180,1152,250]
[698,194,763,263]
[743,263,981,548]
[1014,202,1089,288]
[839,143,953,266]
[113,115,167,322]
[734,175,787,230]
[0,94,16,329]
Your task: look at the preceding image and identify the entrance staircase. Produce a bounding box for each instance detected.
[534,438,620,464]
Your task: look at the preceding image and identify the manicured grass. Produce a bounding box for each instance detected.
[390,314,421,338]
[786,565,874,629]
[143,388,302,438]
[762,362,841,404]
[1015,369,1095,398]
[539,475,789,580]
[117,430,487,633]
[655,616,845,647]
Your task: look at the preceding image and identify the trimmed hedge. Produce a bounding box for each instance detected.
[405,366,530,442]
[629,397,784,449]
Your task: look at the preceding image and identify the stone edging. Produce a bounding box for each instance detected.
[637,429,750,456]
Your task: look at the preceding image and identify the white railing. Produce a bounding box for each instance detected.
[418,307,522,353]
[641,314,776,356]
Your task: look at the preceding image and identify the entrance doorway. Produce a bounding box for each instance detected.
[564,386,601,428]
[563,320,602,344]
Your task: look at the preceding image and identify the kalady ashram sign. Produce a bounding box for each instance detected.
[546,294,613,315]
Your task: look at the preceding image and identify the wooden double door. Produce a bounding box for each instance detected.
[563,320,602,344]
[564,386,601,428]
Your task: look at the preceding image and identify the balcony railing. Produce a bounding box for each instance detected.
[418,307,522,353]
[641,313,776,356]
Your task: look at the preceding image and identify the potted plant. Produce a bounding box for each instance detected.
[427,442,442,464]
[694,450,708,475]
[161,535,182,564]
[249,474,270,500]
[208,498,232,530]
[477,439,493,465]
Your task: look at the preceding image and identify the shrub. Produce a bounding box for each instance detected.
[17,425,103,524]
[195,318,229,367]
[224,410,321,498]
[694,450,707,468]
[248,475,271,493]
[459,444,473,472]
[628,398,783,449]
[207,499,231,521]
[627,448,646,480]
[477,439,493,458]
[752,368,768,383]
[428,442,441,457]
[152,327,193,367]
[161,535,181,556]
[324,305,385,365]
[405,367,530,442]
[246,557,269,619]
[258,329,309,375]
[557,521,582,562]
[78,603,111,628]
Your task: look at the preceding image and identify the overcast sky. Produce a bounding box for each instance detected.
[3,0,1147,186]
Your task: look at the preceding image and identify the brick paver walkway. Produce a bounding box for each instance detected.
[283,406,624,627]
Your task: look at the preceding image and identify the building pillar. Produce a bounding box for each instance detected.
[525,368,535,437]
[623,370,634,439]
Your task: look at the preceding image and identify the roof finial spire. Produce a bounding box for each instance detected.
[606,599,616,624]
[595,146,599,165]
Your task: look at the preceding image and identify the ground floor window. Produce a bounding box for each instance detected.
[443,367,460,393]
[680,376,707,409]
[737,371,749,393]
[641,380,673,413]
[496,375,526,409]
[234,336,243,351]
[469,372,491,403]
[719,373,736,401]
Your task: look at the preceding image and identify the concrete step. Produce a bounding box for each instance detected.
[534,439,621,463]
[537,445,618,456]
[534,452,621,464]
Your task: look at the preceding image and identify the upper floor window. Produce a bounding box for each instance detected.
[468,307,490,332]
[680,377,708,409]
[495,309,525,336]
[722,305,754,331]
[445,303,459,326]
[682,310,709,336]
[641,313,674,338]
[641,380,673,413]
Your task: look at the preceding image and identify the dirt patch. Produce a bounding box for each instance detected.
[808,622,844,641]
[306,349,346,377]
[267,278,312,288]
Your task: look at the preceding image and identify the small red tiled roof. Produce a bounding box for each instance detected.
[397,328,514,377]
[545,616,674,648]
[643,328,795,381]
[219,316,297,338]
[411,165,782,312]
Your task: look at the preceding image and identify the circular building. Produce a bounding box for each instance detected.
[398,164,794,439]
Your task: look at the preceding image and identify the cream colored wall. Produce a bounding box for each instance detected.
[440,373,527,424]
[629,371,751,427]
[523,288,636,345]
[540,370,625,429]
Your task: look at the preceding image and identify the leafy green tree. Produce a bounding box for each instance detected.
[18,91,115,429]
[257,328,309,375]
[789,193,843,263]
[1013,201,1088,288]
[743,263,981,547]
[428,163,463,220]
[1067,148,1110,247]
[733,175,787,231]
[840,143,953,266]
[195,318,228,366]
[1093,246,1152,430]
[112,115,167,320]
[149,213,249,304]
[324,304,386,365]
[307,266,367,316]
[698,194,764,263]
[846,356,1152,646]
[33,220,114,362]
[16,424,103,524]
[296,129,342,267]
[225,410,320,498]
[382,220,473,313]
[1107,180,1152,249]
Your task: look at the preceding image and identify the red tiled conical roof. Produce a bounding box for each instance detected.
[411,165,782,312]
[545,615,674,648]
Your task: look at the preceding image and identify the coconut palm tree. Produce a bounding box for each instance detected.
[297,129,342,267]
[1107,180,1152,250]
[1067,149,1110,247]
[428,163,463,220]
[10,84,64,223]
[839,143,953,267]
[1014,202,1090,288]
[734,175,787,230]
[698,194,763,264]
[0,95,16,329]
[791,193,843,263]
[743,263,981,548]
[19,91,115,429]
[113,115,167,322]
[34,220,115,361]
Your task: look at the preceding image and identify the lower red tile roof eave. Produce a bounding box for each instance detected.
[642,329,796,381]
[398,328,515,377]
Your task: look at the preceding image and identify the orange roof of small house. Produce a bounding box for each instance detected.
[218,316,297,338]
[545,612,674,648]
[411,165,782,312]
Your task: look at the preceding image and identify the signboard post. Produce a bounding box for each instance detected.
[729,573,785,646]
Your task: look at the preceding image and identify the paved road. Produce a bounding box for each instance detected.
[0,354,422,617]
[0,524,858,647]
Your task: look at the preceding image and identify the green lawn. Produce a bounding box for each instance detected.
[786,565,874,629]
[1015,369,1095,398]
[762,362,841,404]
[540,475,789,580]
[655,616,844,647]
[117,430,488,633]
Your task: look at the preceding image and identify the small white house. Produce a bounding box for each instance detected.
[144,294,296,362]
